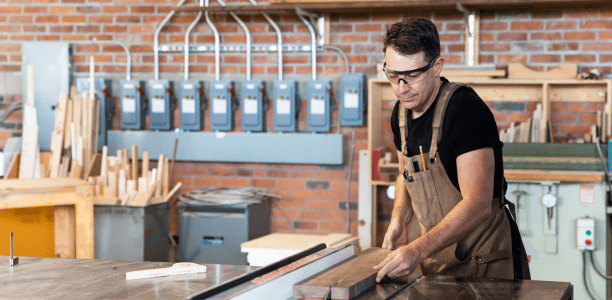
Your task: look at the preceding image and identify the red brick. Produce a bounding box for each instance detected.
[76,25,101,33]
[193,177,220,186]
[252,35,276,44]
[90,16,113,23]
[531,54,561,63]
[309,200,336,210]
[551,113,577,123]
[270,219,292,230]
[497,55,527,64]
[131,5,155,13]
[508,112,533,123]
[271,208,300,219]
[447,44,464,53]
[62,35,87,42]
[50,6,74,14]
[278,180,305,189]
[565,31,595,40]
[130,25,155,34]
[565,54,597,63]
[116,16,141,23]
[0,6,21,13]
[532,10,564,19]
[583,42,612,51]
[558,124,591,135]
[300,211,322,220]
[294,221,317,230]
[49,25,73,33]
[551,103,569,112]
[63,16,86,23]
[9,15,32,23]
[75,45,100,52]
[277,199,308,209]
[223,55,246,64]
[76,6,100,13]
[10,35,33,41]
[547,42,579,51]
[546,21,576,30]
[221,178,249,187]
[566,9,598,19]
[103,5,128,13]
[355,24,381,32]
[23,25,46,33]
[101,65,126,73]
[569,103,598,113]
[320,221,345,232]
[129,45,152,53]
[132,65,154,73]
[511,21,543,30]
[321,191,345,201]
[579,114,597,124]
[104,25,128,33]
[252,179,276,188]
[498,32,528,41]
[267,170,287,178]
[481,43,511,52]
[581,20,612,29]
[531,32,562,40]
[220,65,237,74]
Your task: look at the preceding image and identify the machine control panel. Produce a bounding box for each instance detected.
[577,217,595,250]
[340,73,366,126]
[307,79,332,133]
[273,80,298,132]
[120,80,146,130]
[210,80,235,131]
[179,80,204,131]
[241,80,266,132]
[148,80,174,130]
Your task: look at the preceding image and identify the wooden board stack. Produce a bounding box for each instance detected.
[90,145,182,207]
[499,103,542,143]
[587,106,612,144]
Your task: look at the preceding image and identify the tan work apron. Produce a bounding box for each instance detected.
[399,83,514,279]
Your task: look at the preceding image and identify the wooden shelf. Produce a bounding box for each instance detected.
[174,0,608,14]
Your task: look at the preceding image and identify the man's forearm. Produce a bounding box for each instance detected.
[390,175,413,227]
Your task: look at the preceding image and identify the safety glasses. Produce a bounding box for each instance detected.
[383,56,438,85]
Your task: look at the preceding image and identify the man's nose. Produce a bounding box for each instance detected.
[397,78,411,92]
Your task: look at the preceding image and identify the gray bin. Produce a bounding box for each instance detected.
[94,203,169,262]
[178,199,270,265]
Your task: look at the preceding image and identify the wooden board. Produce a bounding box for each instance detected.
[126,262,206,280]
[50,93,68,178]
[508,63,577,79]
[293,247,392,300]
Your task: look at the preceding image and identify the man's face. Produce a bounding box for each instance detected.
[384,47,443,114]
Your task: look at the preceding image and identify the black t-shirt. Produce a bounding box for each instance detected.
[391,78,505,198]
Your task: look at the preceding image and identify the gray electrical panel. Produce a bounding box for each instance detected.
[21,42,70,151]
[76,78,113,150]
[210,80,235,131]
[273,80,298,132]
[340,73,366,126]
[241,80,266,132]
[120,80,146,130]
[307,79,332,133]
[178,199,270,265]
[147,80,174,131]
[179,80,205,131]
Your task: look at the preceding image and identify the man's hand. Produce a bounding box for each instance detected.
[382,220,408,250]
[373,244,423,282]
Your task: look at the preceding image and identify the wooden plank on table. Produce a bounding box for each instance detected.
[505,169,604,183]
[508,63,577,79]
[50,93,68,178]
[293,248,392,300]
[54,206,76,258]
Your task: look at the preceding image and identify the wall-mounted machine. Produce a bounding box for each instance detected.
[241,80,266,132]
[147,80,174,130]
[340,73,366,126]
[120,80,146,130]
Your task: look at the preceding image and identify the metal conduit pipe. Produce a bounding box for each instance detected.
[154,0,187,80]
[322,45,349,74]
[296,8,317,81]
[204,0,221,81]
[216,0,251,81]
[249,0,283,81]
[70,41,132,80]
[184,1,203,80]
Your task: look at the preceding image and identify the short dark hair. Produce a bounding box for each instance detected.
[383,18,440,62]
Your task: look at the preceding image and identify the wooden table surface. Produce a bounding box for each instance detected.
[0,256,257,299]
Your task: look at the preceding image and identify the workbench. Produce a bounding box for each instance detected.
[0,178,94,259]
[0,254,572,300]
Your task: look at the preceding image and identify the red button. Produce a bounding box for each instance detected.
[585,240,592,246]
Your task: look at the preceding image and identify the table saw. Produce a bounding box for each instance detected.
[0,245,572,300]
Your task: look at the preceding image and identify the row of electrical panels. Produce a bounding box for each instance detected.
[119,74,365,132]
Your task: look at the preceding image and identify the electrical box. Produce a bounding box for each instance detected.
[576,217,595,250]
[273,80,298,132]
[210,80,235,131]
[120,80,146,130]
[147,80,174,131]
[179,80,204,131]
[76,78,113,150]
[307,79,332,133]
[241,80,266,132]
[340,73,366,126]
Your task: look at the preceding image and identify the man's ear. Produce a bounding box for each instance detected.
[433,57,444,77]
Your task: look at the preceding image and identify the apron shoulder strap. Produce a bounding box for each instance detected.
[430,82,464,158]
[399,105,408,157]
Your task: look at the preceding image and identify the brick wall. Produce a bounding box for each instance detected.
[0,2,610,239]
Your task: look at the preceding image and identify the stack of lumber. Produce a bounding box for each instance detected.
[241,233,360,267]
[91,145,182,207]
[8,58,99,180]
[499,103,542,143]
[585,107,612,144]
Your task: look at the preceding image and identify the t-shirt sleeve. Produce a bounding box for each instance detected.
[446,88,500,157]
[390,101,402,151]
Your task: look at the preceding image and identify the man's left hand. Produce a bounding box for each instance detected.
[373,244,423,282]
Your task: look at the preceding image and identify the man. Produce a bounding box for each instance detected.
[373,18,530,282]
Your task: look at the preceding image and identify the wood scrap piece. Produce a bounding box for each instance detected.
[156,154,165,197]
[5,153,20,179]
[293,248,392,300]
[169,138,178,184]
[142,151,149,179]
[20,65,40,179]
[126,262,206,280]
[149,182,182,205]
[163,156,169,196]
[131,145,138,183]
[508,63,577,79]
[50,92,68,178]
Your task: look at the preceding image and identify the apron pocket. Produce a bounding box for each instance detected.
[406,170,444,228]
